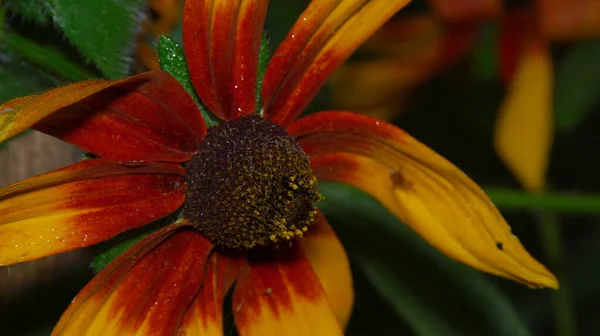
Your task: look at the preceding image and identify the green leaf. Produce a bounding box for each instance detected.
[554,41,600,132]
[90,212,179,273]
[347,262,413,335]
[318,182,532,336]
[0,54,63,103]
[2,31,97,81]
[0,49,60,148]
[157,35,220,127]
[4,0,52,24]
[90,232,146,274]
[47,0,145,79]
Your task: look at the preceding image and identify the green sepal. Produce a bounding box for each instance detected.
[255,34,271,115]
[157,35,220,128]
[554,41,600,132]
[318,182,531,336]
[90,211,181,273]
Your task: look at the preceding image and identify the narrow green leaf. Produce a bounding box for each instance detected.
[347,263,413,335]
[0,46,61,150]
[157,35,220,127]
[0,54,63,103]
[319,182,531,336]
[2,31,97,81]
[47,0,145,79]
[554,41,600,132]
[0,49,63,149]
[485,187,600,214]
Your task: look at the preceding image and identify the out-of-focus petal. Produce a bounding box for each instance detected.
[331,15,477,120]
[495,36,553,193]
[331,16,440,116]
[498,11,534,85]
[262,0,411,127]
[0,71,204,162]
[427,0,502,21]
[299,211,353,327]
[331,61,413,117]
[0,159,185,266]
[53,226,212,336]
[183,0,268,119]
[536,0,600,40]
[179,252,244,336]
[233,247,343,335]
[288,111,558,288]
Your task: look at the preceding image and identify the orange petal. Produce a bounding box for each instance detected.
[262,0,411,127]
[288,111,558,288]
[299,211,353,327]
[179,252,244,336]
[0,159,185,266]
[536,0,600,40]
[330,17,440,113]
[331,16,476,120]
[53,226,212,336]
[233,247,343,335]
[427,0,502,21]
[495,37,553,193]
[183,0,268,119]
[0,70,204,162]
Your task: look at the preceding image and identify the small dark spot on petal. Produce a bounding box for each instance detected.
[390,168,413,189]
[496,242,504,251]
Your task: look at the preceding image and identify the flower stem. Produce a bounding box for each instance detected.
[485,187,600,213]
[2,30,96,81]
[537,212,577,336]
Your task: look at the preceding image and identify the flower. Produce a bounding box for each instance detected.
[331,0,600,193]
[0,0,557,334]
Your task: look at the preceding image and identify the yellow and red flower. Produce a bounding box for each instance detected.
[0,0,557,334]
[332,0,600,193]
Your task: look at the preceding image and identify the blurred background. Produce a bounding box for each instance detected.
[2,0,600,335]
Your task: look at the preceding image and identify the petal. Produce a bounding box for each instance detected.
[180,252,244,336]
[53,225,213,336]
[0,159,185,266]
[262,0,410,127]
[331,16,476,118]
[495,36,553,193]
[299,211,353,327]
[427,0,502,21]
[536,0,600,40]
[288,111,558,289]
[498,11,534,85]
[0,70,205,162]
[233,247,343,335]
[183,0,268,120]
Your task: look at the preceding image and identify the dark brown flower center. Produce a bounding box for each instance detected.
[183,115,322,249]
